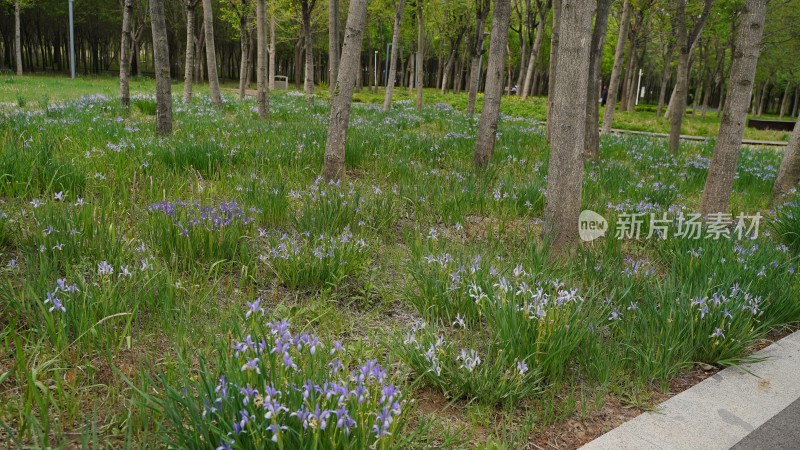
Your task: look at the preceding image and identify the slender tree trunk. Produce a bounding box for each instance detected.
[779,80,792,119]
[202,0,222,107]
[792,84,800,118]
[700,0,767,214]
[521,15,545,99]
[120,0,134,107]
[467,0,489,115]
[545,0,562,142]
[620,40,635,112]
[473,0,511,167]
[183,1,198,103]
[383,0,405,110]
[323,0,368,181]
[774,118,800,201]
[269,7,276,90]
[416,0,424,111]
[601,0,630,133]
[441,44,458,94]
[543,0,594,253]
[239,10,250,99]
[657,48,672,117]
[302,0,315,104]
[584,0,611,159]
[150,0,173,135]
[329,0,339,95]
[257,0,269,119]
[756,80,768,115]
[15,0,22,75]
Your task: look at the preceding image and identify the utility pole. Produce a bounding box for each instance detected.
[69,0,76,78]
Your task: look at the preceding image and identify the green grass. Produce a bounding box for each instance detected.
[0,75,798,448]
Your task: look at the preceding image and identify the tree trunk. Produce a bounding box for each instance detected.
[601,0,631,133]
[15,0,23,75]
[183,1,198,103]
[543,0,594,253]
[779,80,792,119]
[545,0,562,142]
[473,0,511,167]
[383,0,405,110]
[323,0,368,182]
[239,9,250,100]
[467,0,490,115]
[269,7,276,89]
[792,83,800,118]
[257,0,269,119]
[584,0,611,159]
[620,39,635,112]
[202,0,223,107]
[699,0,767,215]
[150,0,173,135]
[656,48,672,117]
[416,0,424,111]
[329,0,339,95]
[756,80,768,116]
[302,0,315,104]
[774,119,800,201]
[441,44,458,94]
[521,14,545,99]
[120,0,134,107]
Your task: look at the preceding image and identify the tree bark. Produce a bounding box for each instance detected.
[792,83,800,118]
[774,119,800,201]
[473,0,511,167]
[521,12,545,100]
[150,0,173,135]
[183,1,198,103]
[656,47,672,117]
[543,0,594,253]
[466,0,490,115]
[668,0,713,153]
[269,6,276,90]
[584,0,611,159]
[302,0,316,104]
[699,0,767,215]
[416,0,424,111]
[120,0,134,107]
[202,0,223,107]
[601,0,631,134]
[329,0,340,95]
[238,6,250,100]
[257,0,269,119]
[384,0,405,110]
[15,0,23,75]
[323,0,369,182]
[545,0,562,142]
[779,80,792,119]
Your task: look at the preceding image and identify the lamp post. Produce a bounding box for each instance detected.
[68,0,76,78]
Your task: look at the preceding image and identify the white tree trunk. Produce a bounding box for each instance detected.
[269,5,276,90]
[700,0,767,214]
[238,8,250,100]
[383,0,405,111]
[202,0,223,107]
[415,0,424,111]
[120,0,134,107]
[302,0,315,104]
[521,16,545,99]
[584,0,611,159]
[183,1,198,103]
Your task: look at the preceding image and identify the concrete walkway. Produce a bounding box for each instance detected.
[608,128,788,147]
[579,331,800,450]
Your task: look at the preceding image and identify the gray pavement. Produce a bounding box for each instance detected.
[579,331,800,450]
